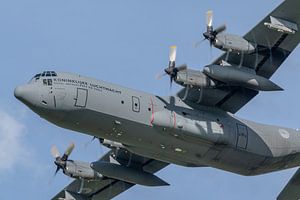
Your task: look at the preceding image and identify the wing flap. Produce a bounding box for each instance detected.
[91,180,133,200]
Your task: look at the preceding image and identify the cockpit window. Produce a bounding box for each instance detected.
[50,71,57,76]
[40,71,57,77]
[29,71,57,83]
[34,73,41,80]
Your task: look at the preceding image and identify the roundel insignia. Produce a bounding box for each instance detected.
[279,129,290,139]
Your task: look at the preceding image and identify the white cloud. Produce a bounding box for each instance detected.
[0,110,29,172]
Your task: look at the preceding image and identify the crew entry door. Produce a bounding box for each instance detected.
[236,124,248,149]
[41,78,56,108]
[75,88,88,107]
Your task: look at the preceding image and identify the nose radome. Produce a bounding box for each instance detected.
[14,85,38,107]
[14,86,25,100]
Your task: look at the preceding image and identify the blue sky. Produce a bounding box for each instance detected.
[1,0,300,199]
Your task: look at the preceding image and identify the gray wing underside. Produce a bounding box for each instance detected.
[277,168,300,200]
[52,179,133,200]
[178,0,300,113]
[52,149,169,200]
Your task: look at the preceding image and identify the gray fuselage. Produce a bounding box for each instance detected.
[14,71,300,176]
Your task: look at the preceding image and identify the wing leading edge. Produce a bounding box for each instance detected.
[178,0,300,113]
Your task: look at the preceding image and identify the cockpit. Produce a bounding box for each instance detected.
[29,71,57,83]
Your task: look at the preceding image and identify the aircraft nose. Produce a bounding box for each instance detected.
[14,85,25,100]
[14,85,38,107]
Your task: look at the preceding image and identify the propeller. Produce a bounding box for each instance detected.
[51,143,75,176]
[196,10,226,49]
[203,10,226,45]
[157,46,187,88]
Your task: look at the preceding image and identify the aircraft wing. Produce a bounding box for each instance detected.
[178,0,300,113]
[52,148,169,200]
[277,168,300,200]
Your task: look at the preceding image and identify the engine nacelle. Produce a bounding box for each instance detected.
[175,69,216,88]
[65,160,103,180]
[214,34,255,54]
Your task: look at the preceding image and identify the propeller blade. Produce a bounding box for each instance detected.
[155,72,167,80]
[210,44,213,60]
[51,145,60,159]
[64,143,75,157]
[54,166,60,176]
[61,142,75,161]
[213,24,226,35]
[206,10,213,29]
[169,45,177,63]
[168,45,177,69]
[194,38,206,48]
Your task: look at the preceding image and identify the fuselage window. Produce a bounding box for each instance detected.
[43,79,52,86]
[47,79,52,86]
[132,96,140,112]
[46,71,51,76]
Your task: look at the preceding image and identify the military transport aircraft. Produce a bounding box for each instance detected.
[14,0,300,199]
